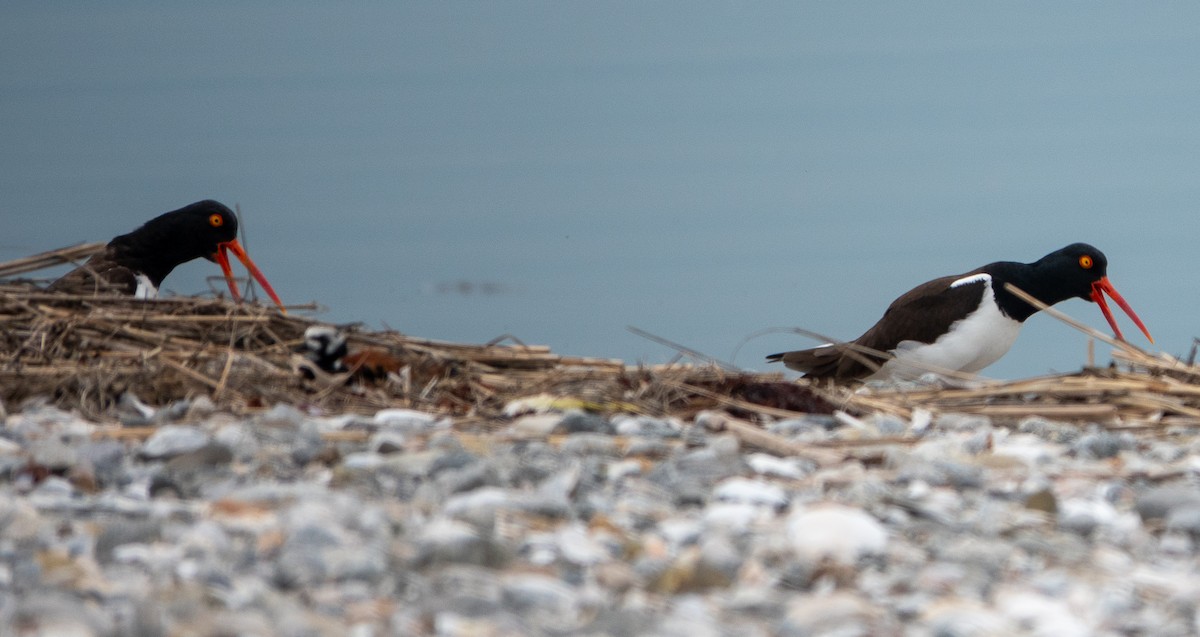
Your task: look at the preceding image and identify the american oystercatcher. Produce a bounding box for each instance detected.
[767,243,1153,381]
[48,200,285,310]
[298,325,409,383]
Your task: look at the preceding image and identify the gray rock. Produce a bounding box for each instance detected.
[445,487,513,528]
[1017,416,1083,443]
[554,410,616,435]
[76,440,127,487]
[648,447,744,507]
[368,430,407,454]
[768,415,838,437]
[11,591,114,637]
[117,391,157,426]
[30,475,75,499]
[165,442,234,471]
[159,399,192,422]
[140,425,209,460]
[897,459,984,490]
[788,504,888,567]
[212,423,259,461]
[414,518,508,568]
[712,477,788,510]
[27,436,78,471]
[185,395,217,420]
[501,573,581,631]
[95,519,162,563]
[509,413,561,438]
[1072,431,1129,459]
[0,498,42,541]
[746,453,813,480]
[560,433,621,457]
[288,421,326,466]
[1136,484,1200,521]
[373,408,447,433]
[436,456,501,494]
[867,413,909,436]
[625,438,672,458]
[613,415,682,438]
[934,413,992,431]
[778,592,883,637]
[1165,503,1200,536]
[508,442,568,486]
[258,403,307,430]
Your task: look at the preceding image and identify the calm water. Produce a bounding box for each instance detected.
[3,3,1198,379]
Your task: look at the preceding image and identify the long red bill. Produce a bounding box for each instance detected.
[214,239,286,312]
[1089,276,1152,344]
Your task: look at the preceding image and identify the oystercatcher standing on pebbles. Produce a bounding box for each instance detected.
[767,243,1153,381]
[48,200,285,310]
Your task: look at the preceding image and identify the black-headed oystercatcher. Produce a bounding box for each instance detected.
[48,200,285,310]
[768,243,1152,381]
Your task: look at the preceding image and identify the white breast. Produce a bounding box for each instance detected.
[133,274,159,300]
[869,275,1021,381]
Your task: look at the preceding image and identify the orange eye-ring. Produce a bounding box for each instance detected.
[209,214,224,227]
[1079,255,1093,269]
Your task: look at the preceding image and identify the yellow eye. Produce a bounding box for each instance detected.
[209,214,224,228]
[1079,255,1093,269]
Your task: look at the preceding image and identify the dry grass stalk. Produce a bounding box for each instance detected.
[0,273,831,422]
[4,247,1200,432]
[698,411,844,466]
[0,242,106,278]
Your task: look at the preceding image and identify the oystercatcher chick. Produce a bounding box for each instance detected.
[767,243,1153,381]
[298,325,405,383]
[48,200,285,310]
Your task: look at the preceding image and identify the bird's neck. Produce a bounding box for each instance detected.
[108,229,189,286]
[987,261,1078,322]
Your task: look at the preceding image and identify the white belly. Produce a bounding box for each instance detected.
[869,284,1022,381]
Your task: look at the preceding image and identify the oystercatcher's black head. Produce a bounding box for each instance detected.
[1032,243,1110,301]
[1001,242,1152,343]
[112,200,239,269]
[108,200,284,310]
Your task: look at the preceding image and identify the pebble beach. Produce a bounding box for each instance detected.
[6,383,1200,636]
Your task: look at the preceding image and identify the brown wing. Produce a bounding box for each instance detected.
[768,271,990,381]
[46,246,139,296]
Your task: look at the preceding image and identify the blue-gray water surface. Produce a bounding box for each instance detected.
[3,3,1198,379]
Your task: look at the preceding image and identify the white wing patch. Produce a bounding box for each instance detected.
[949,273,990,289]
[133,274,159,300]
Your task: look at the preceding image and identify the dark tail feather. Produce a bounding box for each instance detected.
[766,346,840,374]
[767,343,887,380]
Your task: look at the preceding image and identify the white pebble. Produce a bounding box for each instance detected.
[787,503,888,565]
[746,453,806,479]
[508,414,561,438]
[712,476,788,509]
[373,408,445,431]
[141,425,209,459]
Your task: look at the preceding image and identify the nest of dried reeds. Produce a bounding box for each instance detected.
[4,244,1200,434]
[0,244,837,421]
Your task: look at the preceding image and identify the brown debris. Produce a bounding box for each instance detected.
[4,246,1198,432]
[831,355,1200,428]
[0,276,831,422]
[0,242,106,279]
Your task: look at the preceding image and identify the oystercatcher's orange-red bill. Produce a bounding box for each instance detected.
[1089,276,1152,343]
[214,239,286,312]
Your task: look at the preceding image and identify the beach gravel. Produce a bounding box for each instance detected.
[3,398,1200,635]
